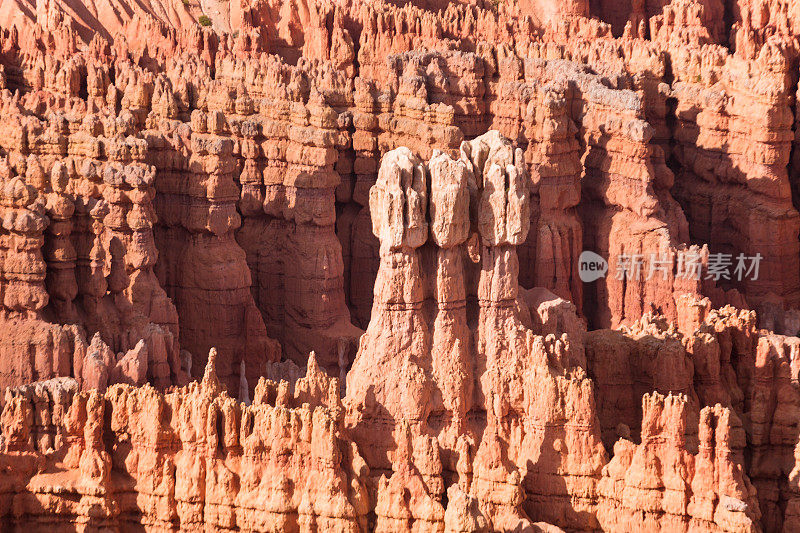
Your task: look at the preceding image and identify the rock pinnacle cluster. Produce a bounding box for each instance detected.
[2,0,800,531]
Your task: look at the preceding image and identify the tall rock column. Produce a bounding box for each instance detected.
[43,161,78,321]
[100,137,179,387]
[268,90,360,371]
[465,131,538,529]
[465,130,607,530]
[466,130,530,421]
[0,176,67,387]
[232,84,361,374]
[1,176,49,318]
[152,108,279,394]
[428,149,474,451]
[345,146,432,473]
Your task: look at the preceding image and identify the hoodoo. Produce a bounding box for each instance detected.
[2,0,800,531]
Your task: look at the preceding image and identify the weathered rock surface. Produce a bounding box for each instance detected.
[597,392,761,532]
[3,0,800,531]
[0,350,369,530]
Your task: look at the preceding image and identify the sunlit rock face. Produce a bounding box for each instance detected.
[2,0,800,530]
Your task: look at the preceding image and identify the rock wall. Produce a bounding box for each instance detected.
[0,351,369,530]
[597,392,761,531]
[4,0,800,530]
[0,84,185,391]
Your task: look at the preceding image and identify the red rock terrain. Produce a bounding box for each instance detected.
[2,0,800,531]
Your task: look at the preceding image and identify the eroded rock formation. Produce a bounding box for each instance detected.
[3,0,800,530]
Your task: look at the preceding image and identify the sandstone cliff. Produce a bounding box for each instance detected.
[2,0,800,530]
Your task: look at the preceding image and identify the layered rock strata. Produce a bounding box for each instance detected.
[3,0,800,531]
